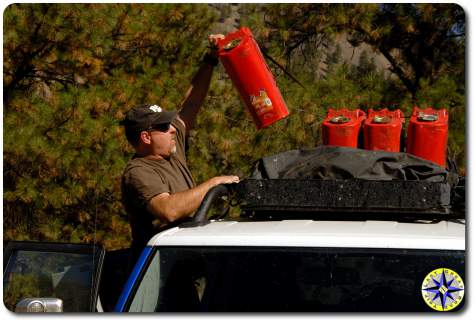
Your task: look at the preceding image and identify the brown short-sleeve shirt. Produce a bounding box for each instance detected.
[121,118,195,250]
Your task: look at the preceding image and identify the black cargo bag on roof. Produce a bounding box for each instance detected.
[251,146,452,183]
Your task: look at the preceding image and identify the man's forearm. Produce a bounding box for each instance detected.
[154,178,218,222]
[179,62,215,132]
[147,175,239,223]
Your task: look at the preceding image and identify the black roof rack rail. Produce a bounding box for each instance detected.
[180,184,232,228]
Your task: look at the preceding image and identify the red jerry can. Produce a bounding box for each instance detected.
[217,27,289,129]
[406,107,448,167]
[363,109,404,152]
[322,109,366,148]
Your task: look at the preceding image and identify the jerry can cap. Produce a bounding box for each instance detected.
[373,115,391,124]
[223,38,242,51]
[330,116,351,124]
[417,112,438,122]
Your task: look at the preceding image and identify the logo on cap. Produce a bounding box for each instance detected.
[149,105,162,113]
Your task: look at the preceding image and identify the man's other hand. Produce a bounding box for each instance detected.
[212,175,240,186]
[208,34,225,48]
[208,34,225,57]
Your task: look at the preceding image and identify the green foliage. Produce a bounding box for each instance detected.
[4,3,216,249]
[3,3,465,249]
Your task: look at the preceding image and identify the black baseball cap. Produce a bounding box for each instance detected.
[120,104,178,132]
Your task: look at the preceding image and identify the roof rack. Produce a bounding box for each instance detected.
[237,179,450,213]
[181,179,458,228]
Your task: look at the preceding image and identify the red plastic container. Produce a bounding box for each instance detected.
[322,109,366,148]
[406,107,448,167]
[364,109,404,152]
[218,27,289,129]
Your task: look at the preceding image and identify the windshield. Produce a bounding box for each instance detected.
[127,247,465,312]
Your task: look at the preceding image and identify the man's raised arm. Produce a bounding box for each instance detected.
[179,34,224,133]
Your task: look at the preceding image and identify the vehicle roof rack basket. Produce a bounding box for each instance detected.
[236,179,451,215]
[182,179,457,227]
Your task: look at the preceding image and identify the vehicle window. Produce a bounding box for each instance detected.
[126,247,464,312]
[3,249,95,312]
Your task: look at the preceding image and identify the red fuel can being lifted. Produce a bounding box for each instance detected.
[363,109,404,152]
[406,107,448,167]
[322,109,366,148]
[217,27,289,129]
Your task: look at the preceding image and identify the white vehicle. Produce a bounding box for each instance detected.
[118,218,464,312]
[4,150,466,313]
[115,175,465,312]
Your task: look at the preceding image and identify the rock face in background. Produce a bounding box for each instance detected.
[209,3,392,78]
[211,3,241,33]
[326,34,393,78]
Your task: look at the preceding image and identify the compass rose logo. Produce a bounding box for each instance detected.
[421,268,464,311]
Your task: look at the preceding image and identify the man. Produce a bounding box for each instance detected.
[121,34,239,260]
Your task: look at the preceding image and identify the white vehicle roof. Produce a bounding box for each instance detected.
[148,220,465,250]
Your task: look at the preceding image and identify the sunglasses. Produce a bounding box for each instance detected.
[147,123,171,133]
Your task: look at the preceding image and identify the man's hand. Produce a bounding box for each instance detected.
[211,175,240,186]
[208,34,225,47]
[208,34,225,57]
